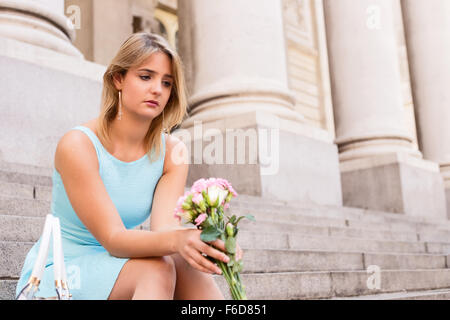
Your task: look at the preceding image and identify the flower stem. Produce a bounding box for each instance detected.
[217,260,246,300]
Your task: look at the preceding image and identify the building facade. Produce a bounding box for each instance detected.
[0,0,449,220]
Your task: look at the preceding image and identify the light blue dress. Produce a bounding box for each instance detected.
[15,126,166,300]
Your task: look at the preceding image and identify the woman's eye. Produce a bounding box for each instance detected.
[140,76,171,87]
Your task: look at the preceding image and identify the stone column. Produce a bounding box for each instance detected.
[0,0,82,57]
[0,1,106,168]
[401,0,450,219]
[323,0,447,220]
[176,0,343,206]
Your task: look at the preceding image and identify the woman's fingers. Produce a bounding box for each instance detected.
[190,249,223,274]
[200,242,230,264]
[186,256,215,274]
[206,239,244,261]
[208,239,226,251]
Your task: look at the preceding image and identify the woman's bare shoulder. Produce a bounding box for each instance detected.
[162,133,189,174]
[54,122,99,174]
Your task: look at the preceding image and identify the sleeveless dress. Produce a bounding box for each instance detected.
[15,125,166,300]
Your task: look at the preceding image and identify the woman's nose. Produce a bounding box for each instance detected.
[151,80,162,95]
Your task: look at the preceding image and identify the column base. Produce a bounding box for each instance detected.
[176,111,343,206]
[340,153,448,221]
[0,37,104,167]
[0,0,82,57]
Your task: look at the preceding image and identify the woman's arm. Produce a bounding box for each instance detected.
[149,134,189,232]
[55,131,179,258]
[56,131,229,273]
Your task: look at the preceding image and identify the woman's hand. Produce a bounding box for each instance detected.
[174,229,244,274]
[175,229,230,274]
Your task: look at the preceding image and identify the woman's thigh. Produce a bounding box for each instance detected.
[170,253,225,300]
[108,256,176,300]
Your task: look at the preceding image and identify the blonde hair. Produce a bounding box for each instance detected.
[97,32,188,162]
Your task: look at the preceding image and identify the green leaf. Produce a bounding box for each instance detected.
[229,215,237,224]
[200,226,221,242]
[245,214,256,221]
[202,216,214,229]
[225,237,236,254]
[233,260,244,273]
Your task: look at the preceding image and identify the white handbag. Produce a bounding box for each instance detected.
[16,214,72,300]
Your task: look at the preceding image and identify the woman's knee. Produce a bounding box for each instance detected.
[134,257,176,295]
[109,256,176,300]
[134,256,175,278]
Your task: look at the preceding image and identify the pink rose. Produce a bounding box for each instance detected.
[195,213,207,226]
[192,192,203,205]
[191,178,208,193]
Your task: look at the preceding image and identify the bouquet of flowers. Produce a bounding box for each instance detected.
[174,177,254,300]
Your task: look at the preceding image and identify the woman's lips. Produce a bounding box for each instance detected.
[145,101,159,107]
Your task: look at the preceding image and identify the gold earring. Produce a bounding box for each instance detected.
[118,91,123,120]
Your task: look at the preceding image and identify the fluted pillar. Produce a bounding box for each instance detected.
[324,0,447,220]
[0,0,82,57]
[178,0,303,125]
[0,1,105,168]
[176,0,343,206]
[401,0,450,219]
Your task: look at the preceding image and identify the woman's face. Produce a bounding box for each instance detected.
[114,51,174,120]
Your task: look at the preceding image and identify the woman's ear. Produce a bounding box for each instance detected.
[112,72,124,91]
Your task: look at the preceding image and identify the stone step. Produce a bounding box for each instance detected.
[0,168,52,187]
[2,212,428,244]
[0,181,34,200]
[232,204,450,234]
[3,240,448,280]
[5,220,443,258]
[4,272,450,300]
[3,169,450,233]
[2,195,449,242]
[327,288,450,300]
[0,280,17,300]
[239,219,420,242]
[2,160,450,230]
[0,197,50,217]
[5,213,450,253]
[0,215,44,242]
[0,241,34,278]
[3,215,450,259]
[232,200,450,231]
[213,268,450,299]
[0,161,52,177]
[238,231,450,254]
[0,181,51,201]
[242,249,448,273]
[230,203,450,232]
[242,218,450,244]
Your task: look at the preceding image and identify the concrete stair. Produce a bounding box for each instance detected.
[1,161,450,300]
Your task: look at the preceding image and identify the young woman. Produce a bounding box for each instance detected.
[15,32,243,300]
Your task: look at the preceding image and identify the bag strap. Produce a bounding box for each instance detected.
[16,214,71,300]
[52,216,71,299]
